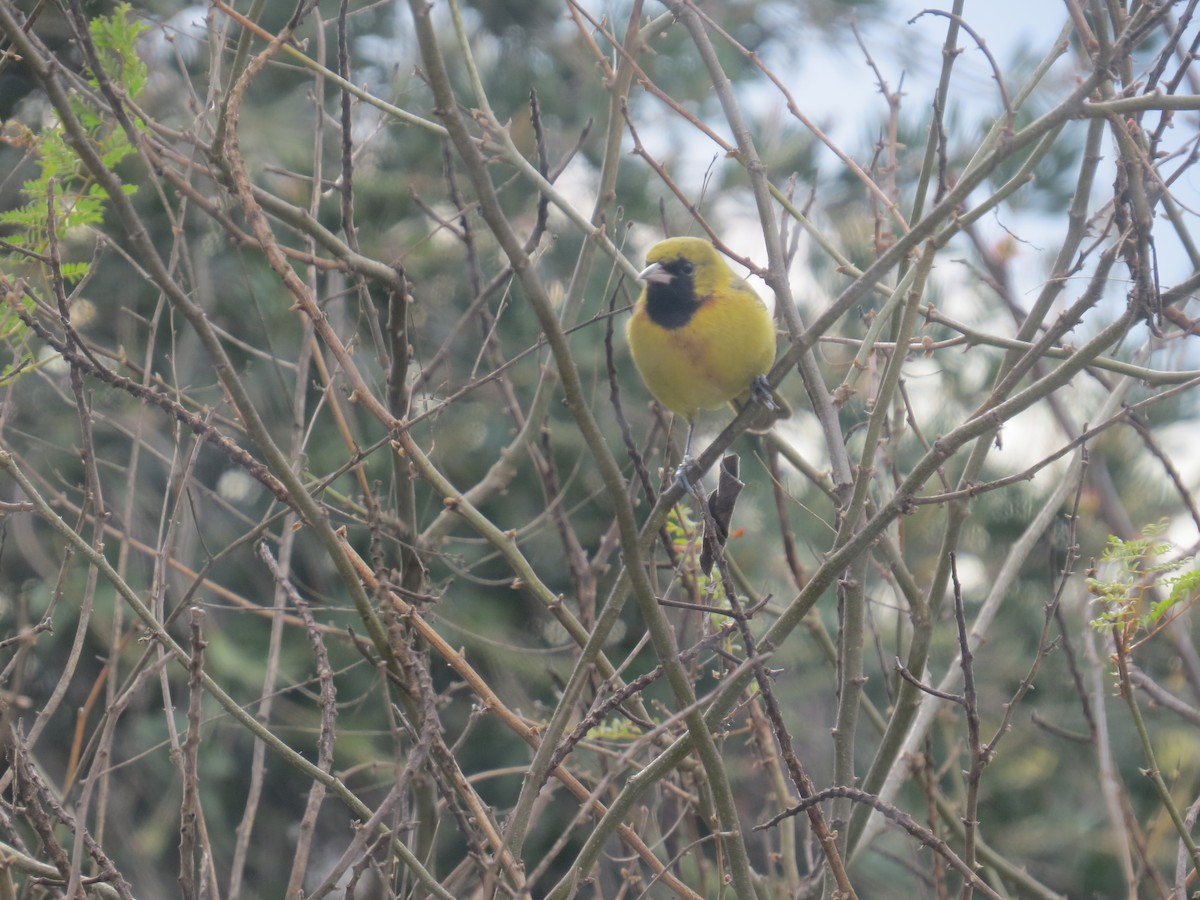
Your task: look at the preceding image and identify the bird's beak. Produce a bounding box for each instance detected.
[638,262,673,285]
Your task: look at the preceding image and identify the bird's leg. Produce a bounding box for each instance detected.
[682,420,696,460]
[674,420,698,492]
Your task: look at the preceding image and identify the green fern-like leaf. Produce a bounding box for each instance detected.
[0,4,150,385]
[0,4,147,289]
[58,262,91,282]
[88,3,149,98]
[1087,521,1199,636]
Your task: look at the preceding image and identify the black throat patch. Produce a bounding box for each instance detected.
[644,259,700,330]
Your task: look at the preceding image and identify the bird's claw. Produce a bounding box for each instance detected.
[750,375,778,411]
[673,455,698,493]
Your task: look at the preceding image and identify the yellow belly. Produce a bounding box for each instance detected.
[627,286,776,421]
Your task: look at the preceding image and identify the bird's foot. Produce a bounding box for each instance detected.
[750,375,779,411]
[673,455,699,494]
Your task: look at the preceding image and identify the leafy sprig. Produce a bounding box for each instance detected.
[0,4,147,382]
[0,3,147,283]
[1087,520,1200,648]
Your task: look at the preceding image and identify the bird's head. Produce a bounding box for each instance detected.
[638,237,728,305]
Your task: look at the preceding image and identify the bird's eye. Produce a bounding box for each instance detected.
[679,261,694,276]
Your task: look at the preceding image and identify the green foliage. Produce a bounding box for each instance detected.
[86,2,149,99]
[0,4,145,283]
[663,504,700,569]
[586,715,646,742]
[662,504,753,662]
[0,4,146,383]
[1087,520,1200,637]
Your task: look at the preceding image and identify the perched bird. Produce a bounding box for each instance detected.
[626,236,789,479]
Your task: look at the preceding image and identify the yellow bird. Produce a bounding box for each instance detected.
[626,237,789,472]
